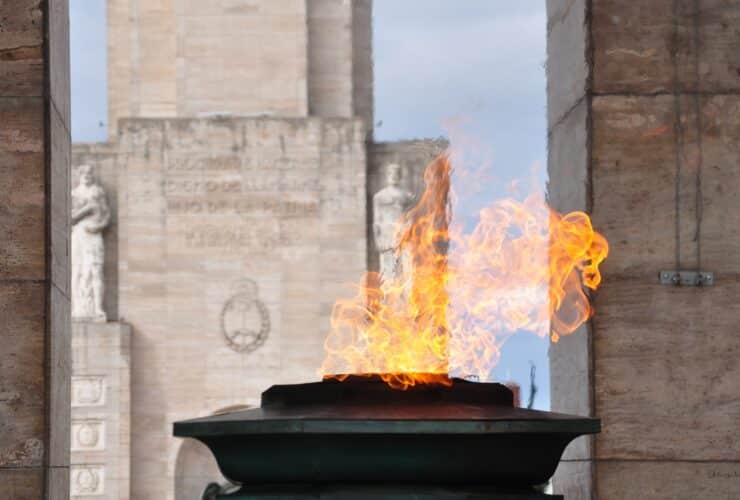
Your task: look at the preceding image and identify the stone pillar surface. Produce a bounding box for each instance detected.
[307,0,354,119]
[547,1,740,498]
[0,0,72,498]
[307,0,374,137]
[70,322,131,500]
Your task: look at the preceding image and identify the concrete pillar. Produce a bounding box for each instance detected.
[0,0,72,498]
[547,0,740,497]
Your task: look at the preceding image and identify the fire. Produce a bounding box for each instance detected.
[322,153,608,389]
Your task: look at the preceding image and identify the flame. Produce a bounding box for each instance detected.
[322,153,608,389]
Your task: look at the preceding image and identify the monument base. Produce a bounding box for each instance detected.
[70,321,131,499]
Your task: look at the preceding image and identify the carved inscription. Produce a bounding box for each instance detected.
[181,223,279,253]
[163,175,317,194]
[278,175,320,192]
[164,176,318,195]
[165,155,240,173]
[154,156,323,225]
[164,179,242,195]
[167,198,319,217]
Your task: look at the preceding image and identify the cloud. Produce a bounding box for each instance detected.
[374,1,547,142]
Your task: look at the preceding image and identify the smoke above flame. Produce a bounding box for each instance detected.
[322,149,608,390]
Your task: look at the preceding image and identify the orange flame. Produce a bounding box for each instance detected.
[322,153,608,389]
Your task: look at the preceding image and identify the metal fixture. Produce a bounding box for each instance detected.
[174,374,599,499]
[659,270,714,286]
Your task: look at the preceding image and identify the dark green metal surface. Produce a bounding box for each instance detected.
[215,484,562,499]
[174,375,599,494]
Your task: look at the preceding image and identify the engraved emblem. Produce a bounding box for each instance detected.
[71,465,104,496]
[71,420,105,451]
[220,279,270,353]
[71,376,106,407]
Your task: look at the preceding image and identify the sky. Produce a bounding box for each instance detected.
[70,0,107,142]
[70,1,550,409]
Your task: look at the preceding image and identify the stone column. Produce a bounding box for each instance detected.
[307,0,374,137]
[0,0,72,498]
[547,0,740,498]
[70,322,131,499]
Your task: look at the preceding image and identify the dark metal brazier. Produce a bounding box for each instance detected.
[174,374,599,498]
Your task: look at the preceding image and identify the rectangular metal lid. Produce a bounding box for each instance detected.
[174,374,600,437]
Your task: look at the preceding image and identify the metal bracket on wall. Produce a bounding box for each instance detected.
[659,271,714,286]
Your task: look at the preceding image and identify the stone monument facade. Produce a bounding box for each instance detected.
[117,116,368,498]
[70,1,445,498]
[106,0,373,138]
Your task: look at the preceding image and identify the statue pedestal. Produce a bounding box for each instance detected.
[70,321,131,500]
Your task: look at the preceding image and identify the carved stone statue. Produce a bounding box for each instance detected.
[72,165,110,322]
[372,163,414,282]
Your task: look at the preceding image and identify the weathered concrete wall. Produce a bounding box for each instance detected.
[116,116,366,498]
[71,322,131,499]
[548,1,740,498]
[367,140,448,273]
[107,0,309,137]
[72,144,120,320]
[0,0,72,497]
